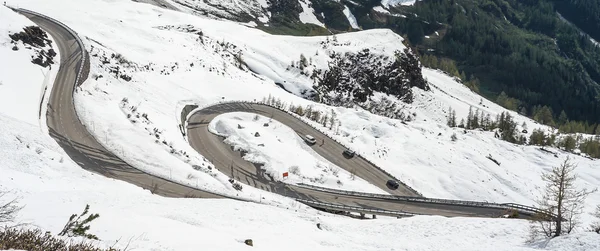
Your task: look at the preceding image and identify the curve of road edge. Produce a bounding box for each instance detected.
[16,8,225,199]
[186,102,547,219]
[16,8,548,219]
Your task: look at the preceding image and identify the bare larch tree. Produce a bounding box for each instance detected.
[534,157,595,237]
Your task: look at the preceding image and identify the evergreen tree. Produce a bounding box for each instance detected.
[558,110,569,125]
[560,135,577,152]
[447,107,457,127]
[529,129,547,146]
[467,107,474,129]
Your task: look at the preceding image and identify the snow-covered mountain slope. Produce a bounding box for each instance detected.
[8,0,599,221]
[2,0,600,250]
[381,0,418,8]
[172,0,270,22]
[3,108,597,251]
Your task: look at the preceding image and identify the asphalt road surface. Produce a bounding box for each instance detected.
[187,103,531,218]
[21,9,540,219]
[20,10,221,199]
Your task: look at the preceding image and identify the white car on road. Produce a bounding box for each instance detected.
[304,134,316,145]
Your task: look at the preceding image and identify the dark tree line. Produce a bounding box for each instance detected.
[343,0,600,126]
[552,0,600,43]
[448,106,600,158]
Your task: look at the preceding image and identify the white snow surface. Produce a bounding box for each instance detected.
[298,0,325,28]
[172,0,270,22]
[0,6,58,127]
[1,0,600,249]
[8,0,599,221]
[1,110,599,250]
[209,112,386,193]
[373,5,407,18]
[342,5,360,29]
[381,0,417,8]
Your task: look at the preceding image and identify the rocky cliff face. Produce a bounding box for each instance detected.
[316,48,427,103]
[314,48,428,120]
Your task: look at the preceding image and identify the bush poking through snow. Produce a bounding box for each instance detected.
[0,190,21,224]
[289,166,300,176]
[0,228,119,251]
[451,133,458,142]
[592,205,600,234]
[59,205,100,240]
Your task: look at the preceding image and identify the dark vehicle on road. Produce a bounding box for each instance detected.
[342,149,355,158]
[386,180,400,190]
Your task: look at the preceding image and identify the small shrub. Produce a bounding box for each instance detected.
[0,228,119,251]
[59,205,100,240]
[289,166,300,175]
[505,209,519,218]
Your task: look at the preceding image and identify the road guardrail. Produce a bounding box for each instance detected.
[293,183,552,217]
[296,199,417,218]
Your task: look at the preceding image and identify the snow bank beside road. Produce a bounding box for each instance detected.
[209,112,386,193]
[0,6,58,127]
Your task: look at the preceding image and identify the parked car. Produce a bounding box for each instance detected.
[343,149,355,158]
[386,180,400,190]
[304,134,316,145]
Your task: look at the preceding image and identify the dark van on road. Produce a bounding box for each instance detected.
[386,180,400,190]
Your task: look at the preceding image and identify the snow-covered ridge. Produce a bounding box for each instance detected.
[172,0,270,22]
[343,5,360,29]
[299,0,325,27]
[381,0,418,8]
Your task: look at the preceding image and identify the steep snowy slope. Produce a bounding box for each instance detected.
[2,1,600,250]
[8,0,599,223]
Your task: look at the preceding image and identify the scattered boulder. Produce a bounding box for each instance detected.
[254,132,260,137]
[244,239,253,246]
[263,123,269,127]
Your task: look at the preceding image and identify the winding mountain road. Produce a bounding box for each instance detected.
[18,8,546,219]
[186,103,540,218]
[19,9,221,199]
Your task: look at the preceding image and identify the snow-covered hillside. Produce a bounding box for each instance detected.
[8,0,599,220]
[3,111,597,250]
[172,0,270,22]
[0,6,58,127]
[2,0,600,250]
[381,0,418,8]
